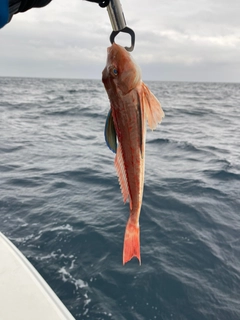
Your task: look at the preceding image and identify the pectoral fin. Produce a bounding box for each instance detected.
[104,109,117,153]
[141,82,164,130]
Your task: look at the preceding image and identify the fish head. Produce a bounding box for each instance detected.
[102,43,141,95]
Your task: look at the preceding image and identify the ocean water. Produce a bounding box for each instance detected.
[0,77,240,320]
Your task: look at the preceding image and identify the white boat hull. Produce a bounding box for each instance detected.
[0,232,75,320]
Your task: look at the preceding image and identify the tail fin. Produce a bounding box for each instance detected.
[123,219,141,265]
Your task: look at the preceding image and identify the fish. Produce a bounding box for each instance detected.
[102,43,164,265]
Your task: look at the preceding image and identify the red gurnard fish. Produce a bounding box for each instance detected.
[102,43,164,265]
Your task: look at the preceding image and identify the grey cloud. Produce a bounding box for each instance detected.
[0,0,240,82]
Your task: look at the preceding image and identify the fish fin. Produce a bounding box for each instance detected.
[123,219,141,265]
[104,109,117,153]
[114,143,132,208]
[141,82,164,130]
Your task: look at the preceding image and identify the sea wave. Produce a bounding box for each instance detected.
[1,78,240,320]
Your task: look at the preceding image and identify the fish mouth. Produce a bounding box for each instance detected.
[107,44,115,56]
[102,45,117,83]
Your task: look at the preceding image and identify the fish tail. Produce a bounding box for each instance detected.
[123,219,141,265]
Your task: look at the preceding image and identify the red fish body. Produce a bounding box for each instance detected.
[102,43,164,265]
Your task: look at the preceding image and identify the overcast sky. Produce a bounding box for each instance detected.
[1,0,240,82]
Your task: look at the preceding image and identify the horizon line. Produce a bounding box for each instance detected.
[0,75,239,85]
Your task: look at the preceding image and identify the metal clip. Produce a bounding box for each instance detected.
[107,0,126,31]
[107,0,135,51]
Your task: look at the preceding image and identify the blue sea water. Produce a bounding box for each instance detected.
[0,77,240,320]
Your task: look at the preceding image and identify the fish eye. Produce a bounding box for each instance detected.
[113,68,118,76]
